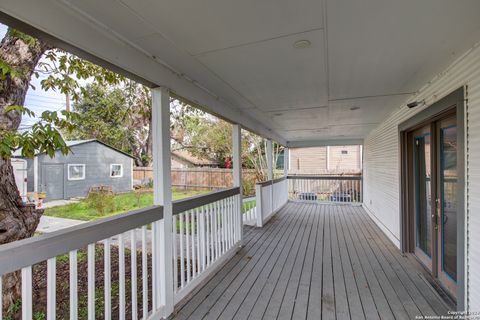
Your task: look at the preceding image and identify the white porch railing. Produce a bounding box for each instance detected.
[254,177,289,227]
[171,187,242,304]
[287,175,363,204]
[0,206,164,320]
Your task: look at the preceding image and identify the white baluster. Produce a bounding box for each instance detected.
[141,226,148,320]
[172,215,177,293]
[206,205,211,266]
[186,210,191,284]
[47,257,56,320]
[131,230,138,320]
[69,250,78,320]
[179,213,185,287]
[200,207,206,271]
[104,239,111,320]
[21,266,32,320]
[87,244,95,320]
[191,210,196,278]
[196,208,201,274]
[119,234,125,320]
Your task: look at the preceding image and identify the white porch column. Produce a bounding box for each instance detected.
[152,87,174,317]
[267,139,273,180]
[232,124,243,244]
[283,147,289,176]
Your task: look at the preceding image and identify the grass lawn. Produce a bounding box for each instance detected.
[44,189,208,221]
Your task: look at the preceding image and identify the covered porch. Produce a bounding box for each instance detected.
[174,202,450,320]
[1,0,480,319]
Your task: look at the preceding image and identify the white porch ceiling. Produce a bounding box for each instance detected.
[1,0,480,145]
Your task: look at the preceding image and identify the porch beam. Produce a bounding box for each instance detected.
[151,87,174,317]
[287,138,364,148]
[267,139,273,180]
[232,124,243,244]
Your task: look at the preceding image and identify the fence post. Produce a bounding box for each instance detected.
[152,87,174,317]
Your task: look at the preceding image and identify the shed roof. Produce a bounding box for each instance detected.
[13,139,135,159]
[171,149,218,167]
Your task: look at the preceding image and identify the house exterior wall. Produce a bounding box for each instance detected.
[37,142,133,199]
[289,145,361,174]
[362,41,480,311]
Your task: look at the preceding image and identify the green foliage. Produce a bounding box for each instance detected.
[1,28,128,162]
[85,190,115,216]
[6,28,38,47]
[45,190,207,221]
[65,84,131,151]
[3,300,21,320]
[0,105,78,159]
[64,82,153,165]
[0,58,23,80]
[38,51,125,101]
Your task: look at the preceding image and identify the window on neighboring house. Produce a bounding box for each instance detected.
[341,150,348,155]
[110,164,123,178]
[68,164,85,180]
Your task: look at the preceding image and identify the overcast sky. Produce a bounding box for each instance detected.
[1,23,67,129]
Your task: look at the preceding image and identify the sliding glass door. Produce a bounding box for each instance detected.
[409,114,458,299]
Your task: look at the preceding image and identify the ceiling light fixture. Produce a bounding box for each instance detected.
[293,40,311,49]
[350,106,360,111]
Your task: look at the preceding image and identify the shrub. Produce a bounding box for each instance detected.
[86,189,115,215]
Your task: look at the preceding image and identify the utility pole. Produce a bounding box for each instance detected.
[65,93,71,112]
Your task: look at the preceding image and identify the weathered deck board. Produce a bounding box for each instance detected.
[172,203,450,320]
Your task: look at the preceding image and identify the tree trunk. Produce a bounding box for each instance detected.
[0,29,51,313]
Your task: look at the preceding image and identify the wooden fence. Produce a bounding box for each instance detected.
[133,167,260,190]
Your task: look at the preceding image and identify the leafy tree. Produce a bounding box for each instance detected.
[0,26,122,309]
[66,83,154,166]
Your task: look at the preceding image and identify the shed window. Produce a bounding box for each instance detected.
[110,164,123,178]
[341,150,348,155]
[68,164,85,180]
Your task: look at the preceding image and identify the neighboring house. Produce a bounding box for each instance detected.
[171,149,218,169]
[289,145,362,174]
[13,140,134,201]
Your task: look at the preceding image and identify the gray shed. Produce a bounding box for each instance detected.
[14,140,134,201]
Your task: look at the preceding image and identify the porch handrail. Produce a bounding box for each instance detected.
[287,175,362,180]
[288,174,363,203]
[0,205,163,277]
[172,186,240,214]
[255,177,289,227]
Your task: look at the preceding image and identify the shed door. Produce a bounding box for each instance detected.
[42,164,64,200]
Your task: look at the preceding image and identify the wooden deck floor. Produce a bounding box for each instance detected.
[172,202,450,320]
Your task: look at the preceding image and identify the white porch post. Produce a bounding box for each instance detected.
[232,124,243,244]
[283,147,289,176]
[152,87,174,317]
[267,139,273,180]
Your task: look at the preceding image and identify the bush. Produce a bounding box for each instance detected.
[242,178,256,196]
[86,189,115,215]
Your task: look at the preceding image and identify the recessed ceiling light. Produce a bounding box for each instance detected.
[350,106,360,111]
[293,40,311,49]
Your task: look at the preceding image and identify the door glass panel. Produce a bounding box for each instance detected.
[414,134,432,257]
[441,125,457,281]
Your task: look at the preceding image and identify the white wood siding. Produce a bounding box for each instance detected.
[363,41,480,311]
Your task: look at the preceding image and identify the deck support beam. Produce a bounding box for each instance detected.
[152,87,174,317]
[232,124,243,244]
